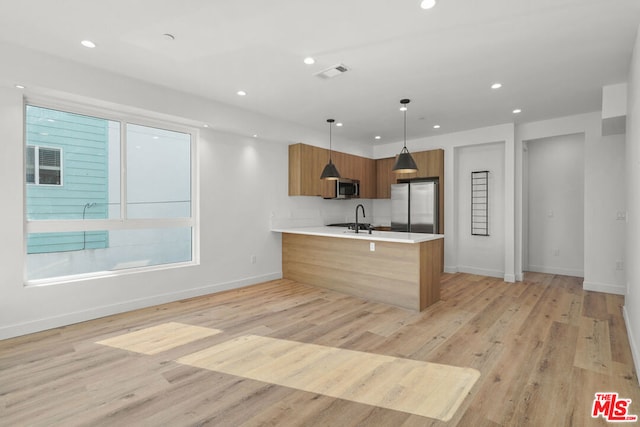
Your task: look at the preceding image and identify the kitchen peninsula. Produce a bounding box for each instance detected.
[272,227,444,311]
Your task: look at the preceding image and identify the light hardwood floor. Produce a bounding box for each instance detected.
[0,272,638,426]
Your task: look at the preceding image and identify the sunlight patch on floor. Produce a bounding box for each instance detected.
[96,322,221,355]
[177,334,480,421]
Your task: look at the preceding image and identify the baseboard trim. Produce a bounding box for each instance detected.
[445,266,517,283]
[623,306,640,387]
[0,272,283,340]
[457,266,504,279]
[527,265,584,277]
[583,281,626,295]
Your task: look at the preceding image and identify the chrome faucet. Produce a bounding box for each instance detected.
[355,204,365,234]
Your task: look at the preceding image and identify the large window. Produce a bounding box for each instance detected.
[24,103,196,282]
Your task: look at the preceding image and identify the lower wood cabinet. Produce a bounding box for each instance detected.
[282,233,442,311]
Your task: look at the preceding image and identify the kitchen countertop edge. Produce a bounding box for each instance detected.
[271,226,444,244]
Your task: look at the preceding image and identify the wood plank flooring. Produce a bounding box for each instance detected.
[177,334,479,421]
[96,322,222,355]
[0,272,638,426]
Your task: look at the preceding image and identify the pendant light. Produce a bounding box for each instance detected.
[320,119,341,180]
[392,99,418,173]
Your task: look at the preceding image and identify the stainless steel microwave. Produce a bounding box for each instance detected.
[326,178,359,199]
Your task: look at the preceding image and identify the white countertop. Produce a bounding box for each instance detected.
[271,226,444,244]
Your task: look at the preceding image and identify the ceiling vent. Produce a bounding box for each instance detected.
[314,64,350,79]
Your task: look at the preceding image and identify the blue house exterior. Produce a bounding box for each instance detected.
[26,105,109,253]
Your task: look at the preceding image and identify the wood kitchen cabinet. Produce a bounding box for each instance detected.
[375,149,444,198]
[289,143,377,198]
[375,157,397,199]
[362,158,377,199]
[288,143,327,197]
[329,151,376,198]
[374,149,445,238]
[402,149,444,180]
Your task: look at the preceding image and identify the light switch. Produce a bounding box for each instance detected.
[370,242,375,252]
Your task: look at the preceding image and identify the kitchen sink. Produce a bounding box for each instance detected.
[327,222,372,231]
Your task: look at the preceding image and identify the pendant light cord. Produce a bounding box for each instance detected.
[321,118,341,179]
[327,118,335,162]
[329,121,333,161]
[403,107,407,150]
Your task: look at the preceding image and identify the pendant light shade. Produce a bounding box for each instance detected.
[393,146,419,173]
[393,99,418,174]
[321,119,341,180]
[320,160,340,180]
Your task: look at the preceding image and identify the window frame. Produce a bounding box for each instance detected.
[23,96,200,286]
[26,145,63,186]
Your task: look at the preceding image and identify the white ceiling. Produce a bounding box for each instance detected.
[0,0,638,144]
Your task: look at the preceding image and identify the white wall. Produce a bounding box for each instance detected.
[0,45,368,339]
[585,133,626,290]
[516,113,626,294]
[624,24,640,384]
[603,83,628,119]
[373,123,515,282]
[455,142,505,278]
[373,110,624,289]
[526,133,585,277]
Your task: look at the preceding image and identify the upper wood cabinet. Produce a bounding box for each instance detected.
[290,144,443,200]
[401,149,444,180]
[289,143,377,198]
[360,157,377,199]
[289,143,326,197]
[374,149,445,243]
[375,157,397,199]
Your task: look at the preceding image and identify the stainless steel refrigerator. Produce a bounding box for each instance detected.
[391,178,439,233]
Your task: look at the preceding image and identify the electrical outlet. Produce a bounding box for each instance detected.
[616,211,627,221]
[250,255,257,264]
[616,261,624,271]
[553,248,560,256]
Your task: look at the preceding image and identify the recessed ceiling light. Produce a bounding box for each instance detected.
[152,136,159,140]
[374,136,381,140]
[237,90,247,96]
[303,57,315,65]
[513,108,522,114]
[15,84,25,89]
[433,125,441,129]
[491,83,502,89]
[336,122,343,127]
[420,0,437,9]
[253,134,258,138]
[203,124,209,128]
[81,40,96,49]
